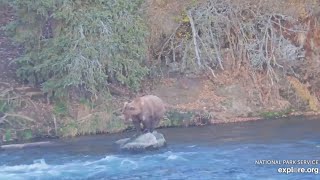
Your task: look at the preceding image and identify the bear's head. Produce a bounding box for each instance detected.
[122,99,142,122]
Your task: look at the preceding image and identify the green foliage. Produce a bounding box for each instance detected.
[164,110,194,127]
[5,129,11,142]
[53,100,68,117]
[60,121,78,137]
[106,115,126,133]
[0,97,24,114]
[260,108,293,119]
[260,111,282,119]
[0,100,9,113]
[79,97,96,109]
[200,111,214,122]
[162,110,213,127]
[5,0,149,97]
[76,115,103,135]
[59,113,126,137]
[22,129,33,140]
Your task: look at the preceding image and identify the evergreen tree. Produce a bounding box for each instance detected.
[4,0,148,97]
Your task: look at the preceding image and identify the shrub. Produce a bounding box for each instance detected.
[4,0,149,97]
[158,0,308,80]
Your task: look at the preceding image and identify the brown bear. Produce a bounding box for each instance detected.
[122,95,166,135]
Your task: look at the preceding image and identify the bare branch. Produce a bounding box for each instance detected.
[187,10,202,67]
[5,113,36,122]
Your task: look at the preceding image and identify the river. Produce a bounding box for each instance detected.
[1,116,320,179]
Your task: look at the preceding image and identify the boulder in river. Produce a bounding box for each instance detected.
[115,131,166,152]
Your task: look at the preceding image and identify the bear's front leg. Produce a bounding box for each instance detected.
[142,119,152,134]
[142,128,151,134]
[132,120,142,137]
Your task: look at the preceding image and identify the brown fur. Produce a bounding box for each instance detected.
[122,95,166,134]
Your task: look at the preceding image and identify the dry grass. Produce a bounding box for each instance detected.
[144,0,205,61]
[174,78,225,111]
[287,76,320,112]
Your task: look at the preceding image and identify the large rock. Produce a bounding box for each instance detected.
[115,131,166,152]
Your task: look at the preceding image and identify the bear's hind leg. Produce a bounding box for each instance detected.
[150,117,160,133]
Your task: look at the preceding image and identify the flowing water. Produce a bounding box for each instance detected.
[1,116,320,179]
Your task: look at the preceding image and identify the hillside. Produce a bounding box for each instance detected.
[0,0,320,144]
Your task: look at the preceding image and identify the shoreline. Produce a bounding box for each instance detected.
[1,112,319,149]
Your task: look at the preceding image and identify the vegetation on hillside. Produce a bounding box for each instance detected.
[3,0,319,99]
[3,0,148,98]
[0,0,319,142]
[153,0,320,112]
[158,0,309,78]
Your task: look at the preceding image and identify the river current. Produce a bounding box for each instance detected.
[1,116,320,179]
